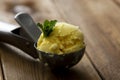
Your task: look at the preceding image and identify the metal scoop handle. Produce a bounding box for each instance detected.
[14,12,41,42]
[0,30,38,58]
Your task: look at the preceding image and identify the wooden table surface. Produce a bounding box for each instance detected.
[0,0,120,80]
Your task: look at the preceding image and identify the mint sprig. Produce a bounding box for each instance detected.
[37,20,57,37]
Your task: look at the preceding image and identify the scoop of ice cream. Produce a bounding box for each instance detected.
[37,22,85,55]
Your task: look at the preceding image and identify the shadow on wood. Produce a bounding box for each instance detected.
[0,42,101,80]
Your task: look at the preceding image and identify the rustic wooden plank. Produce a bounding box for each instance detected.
[0,0,63,24]
[0,43,101,80]
[53,0,120,80]
[0,43,43,80]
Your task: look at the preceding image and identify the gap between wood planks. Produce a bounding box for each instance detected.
[112,0,120,7]
[85,52,105,80]
[0,50,5,80]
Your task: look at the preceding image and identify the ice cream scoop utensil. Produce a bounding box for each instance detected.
[0,12,85,70]
[15,12,85,70]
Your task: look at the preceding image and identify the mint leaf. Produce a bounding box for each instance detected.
[37,20,57,37]
[37,23,43,31]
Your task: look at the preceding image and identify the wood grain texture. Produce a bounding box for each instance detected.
[1,0,120,80]
[53,0,120,79]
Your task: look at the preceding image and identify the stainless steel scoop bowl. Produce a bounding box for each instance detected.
[0,12,85,70]
[35,43,85,70]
